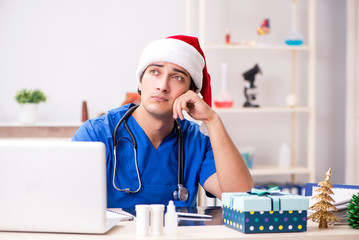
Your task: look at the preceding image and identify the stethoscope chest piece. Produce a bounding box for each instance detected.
[173,184,188,202]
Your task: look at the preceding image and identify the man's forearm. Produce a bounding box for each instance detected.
[203,113,254,192]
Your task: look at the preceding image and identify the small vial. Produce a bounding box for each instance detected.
[278,142,291,168]
[165,201,178,235]
[225,28,231,44]
[150,204,165,235]
[135,204,150,236]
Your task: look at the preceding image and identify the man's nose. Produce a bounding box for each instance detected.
[157,75,170,92]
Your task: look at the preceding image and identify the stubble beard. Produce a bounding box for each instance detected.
[142,98,174,120]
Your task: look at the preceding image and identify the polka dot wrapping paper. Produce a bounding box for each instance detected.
[223,207,307,233]
[222,191,309,233]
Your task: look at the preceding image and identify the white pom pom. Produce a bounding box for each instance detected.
[286,94,298,108]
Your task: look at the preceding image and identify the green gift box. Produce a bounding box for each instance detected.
[222,188,309,233]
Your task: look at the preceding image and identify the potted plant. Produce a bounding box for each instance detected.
[15,89,47,125]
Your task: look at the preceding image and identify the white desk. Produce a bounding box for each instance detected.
[0,221,358,240]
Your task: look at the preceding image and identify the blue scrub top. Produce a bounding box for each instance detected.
[72,104,216,208]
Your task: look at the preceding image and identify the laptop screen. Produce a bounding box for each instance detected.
[0,140,111,234]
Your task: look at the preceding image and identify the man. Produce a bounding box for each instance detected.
[73,35,253,208]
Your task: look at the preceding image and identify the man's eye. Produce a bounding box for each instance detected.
[174,76,183,81]
[150,70,159,75]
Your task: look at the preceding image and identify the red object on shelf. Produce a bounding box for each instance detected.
[257,18,270,35]
[214,63,233,109]
[214,100,234,108]
[121,92,141,106]
[225,28,231,44]
[81,101,89,122]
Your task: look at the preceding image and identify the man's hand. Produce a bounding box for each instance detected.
[172,90,215,121]
[173,91,253,197]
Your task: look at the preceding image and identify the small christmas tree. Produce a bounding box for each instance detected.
[308,168,340,228]
[347,193,359,229]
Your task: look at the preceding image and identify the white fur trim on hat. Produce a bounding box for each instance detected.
[136,38,205,93]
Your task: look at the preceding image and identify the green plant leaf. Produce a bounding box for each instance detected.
[15,89,47,103]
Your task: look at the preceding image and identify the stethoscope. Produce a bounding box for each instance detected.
[112,105,189,202]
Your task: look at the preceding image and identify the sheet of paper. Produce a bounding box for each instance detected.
[106,208,134,221]
[309,186,359,206]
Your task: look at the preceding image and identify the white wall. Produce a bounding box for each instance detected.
[346,0,359,185]
[0,0,187,122]
[315,0,346,184]
[0,0,346,184]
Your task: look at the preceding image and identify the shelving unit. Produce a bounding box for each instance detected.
[249,165,310,176]
[203,44,311,51]
[186,0,316,198]
[346,0,359,185]
[214,107,310,114]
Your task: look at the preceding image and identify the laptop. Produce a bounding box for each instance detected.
[0,140,120,234]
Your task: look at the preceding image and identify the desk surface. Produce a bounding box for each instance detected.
[0,221,358,240]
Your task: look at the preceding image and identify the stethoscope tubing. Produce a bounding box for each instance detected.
[175,119,184,186]
[112,105,187,201]
[112,105,141,193]
[112,105,139,147]
[113,143,141,193]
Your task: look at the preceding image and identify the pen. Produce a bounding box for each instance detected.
[176,212,212,218]
[178,217,212,221]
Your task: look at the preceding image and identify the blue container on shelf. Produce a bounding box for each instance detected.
[285,39,304,46]
[240,147,254,169]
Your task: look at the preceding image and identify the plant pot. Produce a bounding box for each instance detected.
[18,103,38,125]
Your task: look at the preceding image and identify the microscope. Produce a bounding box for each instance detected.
[242,64,262,107]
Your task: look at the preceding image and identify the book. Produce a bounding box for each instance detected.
[106,208,135,221]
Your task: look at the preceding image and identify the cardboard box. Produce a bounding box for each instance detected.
[222,190,309,233]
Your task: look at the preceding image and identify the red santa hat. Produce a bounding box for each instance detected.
[136,35,212,107]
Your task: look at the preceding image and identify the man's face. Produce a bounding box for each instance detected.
[138,62,192,118]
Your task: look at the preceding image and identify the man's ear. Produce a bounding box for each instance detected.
[137,82,142,95]
[138,70,145,95]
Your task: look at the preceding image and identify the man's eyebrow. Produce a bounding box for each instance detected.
[173,68,189,77]
[147,64,189,77]
[148,63,164,68]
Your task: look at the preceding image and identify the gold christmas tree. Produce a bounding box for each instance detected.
[308,168,340,228]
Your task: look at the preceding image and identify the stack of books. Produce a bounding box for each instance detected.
[305,183,359,225]
[330,198,350,225]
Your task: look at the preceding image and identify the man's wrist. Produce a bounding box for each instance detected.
[203,111,220,129]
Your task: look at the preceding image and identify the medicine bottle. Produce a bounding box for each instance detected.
[150,204,165,235]
[165,200,178,235]
[135,204,150,236]
[278,142,291,168]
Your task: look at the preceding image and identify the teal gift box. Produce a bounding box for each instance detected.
[222,188,309,233]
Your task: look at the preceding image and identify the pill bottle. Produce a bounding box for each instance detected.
[150,204,165,235]
[135,204,150,236]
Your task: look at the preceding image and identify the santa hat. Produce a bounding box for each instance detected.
[136,35,212,107]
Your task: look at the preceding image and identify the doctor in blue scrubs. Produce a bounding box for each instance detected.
[72,35,253,208]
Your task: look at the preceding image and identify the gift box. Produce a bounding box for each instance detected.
[222,188,309,233]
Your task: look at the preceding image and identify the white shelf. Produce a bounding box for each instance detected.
[0,124,80,138]
[250,165,311,176]
[190,0,316,195]
[204,44,310,51]
[214,107,311,114]
[0,122,82,127]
